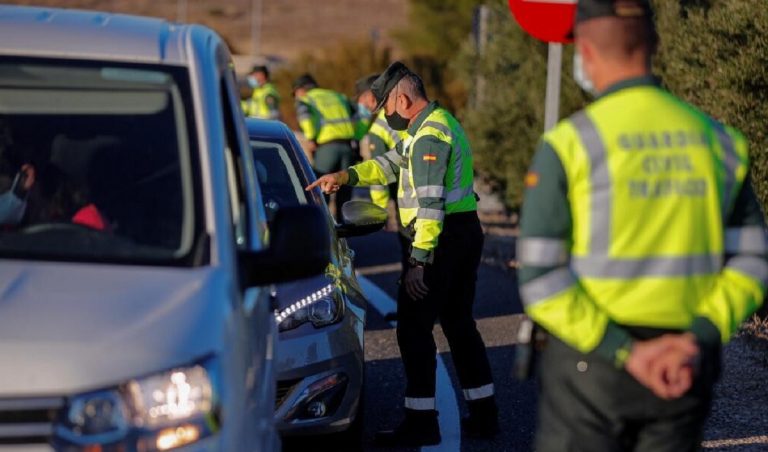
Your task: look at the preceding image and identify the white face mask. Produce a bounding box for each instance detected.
[573,51,597,96]
[0,191,26,225]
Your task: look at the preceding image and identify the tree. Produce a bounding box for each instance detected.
[453,0,587,209]
[393,0,483,112]
[273,38,393,130]
[653,0,768,209]
[454,0,768,211]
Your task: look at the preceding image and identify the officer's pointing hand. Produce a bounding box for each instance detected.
[305,171,349,194]
[405,266,429,300]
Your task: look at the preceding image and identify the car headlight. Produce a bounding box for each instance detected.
[126,365,213,428]
[274,283,345,332]
[56,360,218,451]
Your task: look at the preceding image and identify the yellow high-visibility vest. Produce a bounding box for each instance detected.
[296,88,355,145]
[245,82,280,120]
[520,84,765,354]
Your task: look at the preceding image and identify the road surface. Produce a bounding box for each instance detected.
[285,228,534,452]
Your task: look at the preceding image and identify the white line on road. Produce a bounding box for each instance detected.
[357,275,461,452]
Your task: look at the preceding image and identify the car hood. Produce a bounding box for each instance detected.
[0,260,232,396]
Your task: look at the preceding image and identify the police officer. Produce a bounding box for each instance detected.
[307,62,498,446]
[354,74,412,283]
[293,73,357,222]
[354,74,405,211]
[517,1,768,451]
[243,65,280,120]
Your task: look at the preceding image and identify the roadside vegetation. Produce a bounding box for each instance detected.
[452,0,768,212]
[270,0,768,328]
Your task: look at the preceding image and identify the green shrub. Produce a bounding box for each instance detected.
[454,0,768,212]
[452,0,587,209]
[653,0,768,209]
[272,38,393,130]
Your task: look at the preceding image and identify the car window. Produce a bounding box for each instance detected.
[250,140,308,220]
[0,58,198,264]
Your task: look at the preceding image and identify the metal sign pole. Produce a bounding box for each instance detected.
[251,0,262,58]
[176,0,187,23]
[544,42,562,131]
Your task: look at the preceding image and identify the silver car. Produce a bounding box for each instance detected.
[0,6,330,451]
[246,119,385,443]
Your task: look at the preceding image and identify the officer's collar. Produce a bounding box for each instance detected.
[408,101,439,136]
[596,75,659,100]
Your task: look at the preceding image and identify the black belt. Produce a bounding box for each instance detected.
[620,325,684,340]
[444,210,479,225]
[317,139,352,147]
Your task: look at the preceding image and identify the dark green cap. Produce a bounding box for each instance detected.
[292,73,317,91]
[576,0,651,24]
[250,65,269,76]
[371,61,412,113]
[355,73,379,97]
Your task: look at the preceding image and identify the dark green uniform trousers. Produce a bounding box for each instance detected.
[537,333,720,452]
[397,212,494,403]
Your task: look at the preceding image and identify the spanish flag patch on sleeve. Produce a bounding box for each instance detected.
[524,171,539,188]
[423,154,437,162]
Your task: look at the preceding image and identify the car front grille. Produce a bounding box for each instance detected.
[0,397,63,445]
[275,379,301,409]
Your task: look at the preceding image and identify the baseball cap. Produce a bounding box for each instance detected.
[370,61,412,113]
[575,0,651,24]
[292,73,317,92]
[355,74,379,97]
[250,65,269,76]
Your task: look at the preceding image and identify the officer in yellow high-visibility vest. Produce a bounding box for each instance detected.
[355,74,411,278]
[307,62,498,447]
[293,74,357,222]
[517,1,768,451]
[243,65,281,121]
[354,74,406,210]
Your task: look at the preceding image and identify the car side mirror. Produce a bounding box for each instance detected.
[335,200,388,238]
[240,205,330,286]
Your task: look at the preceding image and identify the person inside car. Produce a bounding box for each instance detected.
[0,163,35,225]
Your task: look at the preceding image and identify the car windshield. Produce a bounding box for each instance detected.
[0,58,197,264]
[250,139,308,220]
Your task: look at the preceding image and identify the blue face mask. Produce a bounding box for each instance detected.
[247,75,260,89]
[0,191,26,225]
[357,103,372,120]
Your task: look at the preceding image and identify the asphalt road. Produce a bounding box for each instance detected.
[284,228,535,452]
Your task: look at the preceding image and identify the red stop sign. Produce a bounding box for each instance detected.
[508,0,577,44]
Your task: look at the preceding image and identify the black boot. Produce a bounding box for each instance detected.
[462,397,499,439]
[374,409,441,447]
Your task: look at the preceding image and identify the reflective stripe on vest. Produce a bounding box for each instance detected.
[727,255,768,285]
[517,238,569,267]
[369,115,404,150]
[248,83,280,119]
[396,112,476,227]
[571,111,612,255]
[521,268,577,307]
[569,111,744,279]
[725,226,768,254]
[303,88,356,143]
